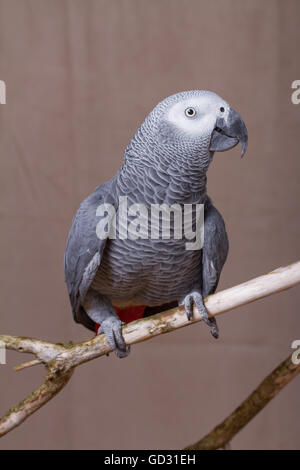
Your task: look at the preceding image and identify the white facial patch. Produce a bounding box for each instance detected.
[166,93,227,138]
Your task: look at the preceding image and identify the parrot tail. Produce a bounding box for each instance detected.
[94,302,178,335]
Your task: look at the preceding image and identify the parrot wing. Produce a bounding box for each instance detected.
[64,176,118,331]
[202,198,229,297]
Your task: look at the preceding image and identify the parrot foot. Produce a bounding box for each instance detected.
[183,291,219,339]
[97,317,130,358]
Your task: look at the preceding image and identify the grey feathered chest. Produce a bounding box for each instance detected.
[91,134,210,307]
[92,210,204,307]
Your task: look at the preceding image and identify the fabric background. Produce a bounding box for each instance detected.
[0,0,299,449]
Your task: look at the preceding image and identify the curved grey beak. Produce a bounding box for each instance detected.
[209,108,248,157]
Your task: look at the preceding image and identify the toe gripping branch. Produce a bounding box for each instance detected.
[94,305,146,335]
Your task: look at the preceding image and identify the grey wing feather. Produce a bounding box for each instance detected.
[64,176,118,330]
[202,198,229,297]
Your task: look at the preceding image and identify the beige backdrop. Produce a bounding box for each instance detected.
[0,0,299,450]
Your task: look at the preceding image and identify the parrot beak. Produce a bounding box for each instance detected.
[209,108,248,157]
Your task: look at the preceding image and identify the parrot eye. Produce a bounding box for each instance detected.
[185,107,196,118]
[220,107,225,112]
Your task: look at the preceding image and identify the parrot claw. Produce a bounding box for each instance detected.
[97,316,130,358]
[182,291,219,339]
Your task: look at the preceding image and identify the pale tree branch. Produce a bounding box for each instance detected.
[14,359,43,372]
[0,369,74,437]
[0,261,299,439]
[185,353,300,450]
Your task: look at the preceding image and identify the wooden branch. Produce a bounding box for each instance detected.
[0,369,73,437]
[185,353,300,450]
[0,261,299,438]
[14,359,43,372]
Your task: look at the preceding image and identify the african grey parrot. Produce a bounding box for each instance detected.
[64,90,248,357]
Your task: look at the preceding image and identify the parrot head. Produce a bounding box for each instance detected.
[153,90,248,159]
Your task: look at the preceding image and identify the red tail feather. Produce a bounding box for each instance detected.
[94,305,146,336]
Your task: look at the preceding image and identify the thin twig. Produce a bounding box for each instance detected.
[0,261,299,438]
[185,354,300,450]
[14,359,42,372]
